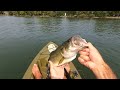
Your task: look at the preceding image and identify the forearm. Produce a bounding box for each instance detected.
[91,62,117,79]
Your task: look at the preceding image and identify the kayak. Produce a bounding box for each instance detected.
[23,42,81,79]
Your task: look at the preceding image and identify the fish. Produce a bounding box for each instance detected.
[48,35,88,66]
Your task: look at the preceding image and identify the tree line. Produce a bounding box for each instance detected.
[0,11,120,17]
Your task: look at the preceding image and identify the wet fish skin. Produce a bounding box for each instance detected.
[48,35,87,66]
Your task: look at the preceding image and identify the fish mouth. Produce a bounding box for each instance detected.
[70,35,88,50]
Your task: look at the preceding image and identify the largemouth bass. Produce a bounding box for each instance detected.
[48,35,87,66]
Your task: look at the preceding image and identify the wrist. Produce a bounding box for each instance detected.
[91,62,117,79]
[91,62,107,76]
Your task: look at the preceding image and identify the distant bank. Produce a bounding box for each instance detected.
[0,15,120,20]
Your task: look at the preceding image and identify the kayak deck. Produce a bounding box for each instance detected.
[23,42,81,79]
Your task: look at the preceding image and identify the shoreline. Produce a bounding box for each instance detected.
[93,17,120,19]
[0,15,120,19]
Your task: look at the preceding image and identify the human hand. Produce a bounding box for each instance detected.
[78,42,117,79]
[78,42,105,70]
[49,61,65,79]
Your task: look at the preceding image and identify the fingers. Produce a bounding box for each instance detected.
[49,61,64,69]
[87,42,96,51]
[87,42,101,55]
[79,48,89,55]
[80,55,90,61]
[59,65,65,68]
[82,48,89,52]
[33,64,37,67]
[79,47,90,62]
[79,50,89,56]
[32,64,42,79]
[32,64,38,72]
[78,57,92,69]
[62,63,69,67]
[49,61,54,69]
[64,63,70,72]
[87,42,93,47]
[78,54,90,67]
[78,57,85,64]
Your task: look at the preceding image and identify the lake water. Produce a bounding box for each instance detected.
[0,16,120,79]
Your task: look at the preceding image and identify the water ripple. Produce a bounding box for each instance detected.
[0,16,120,78]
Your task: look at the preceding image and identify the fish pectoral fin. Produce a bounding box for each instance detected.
[58,57,64,65]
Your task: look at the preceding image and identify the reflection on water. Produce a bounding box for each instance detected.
[94,19,120,35]
[0,16,120,79]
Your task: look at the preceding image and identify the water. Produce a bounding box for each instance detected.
[0,16,120,79]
